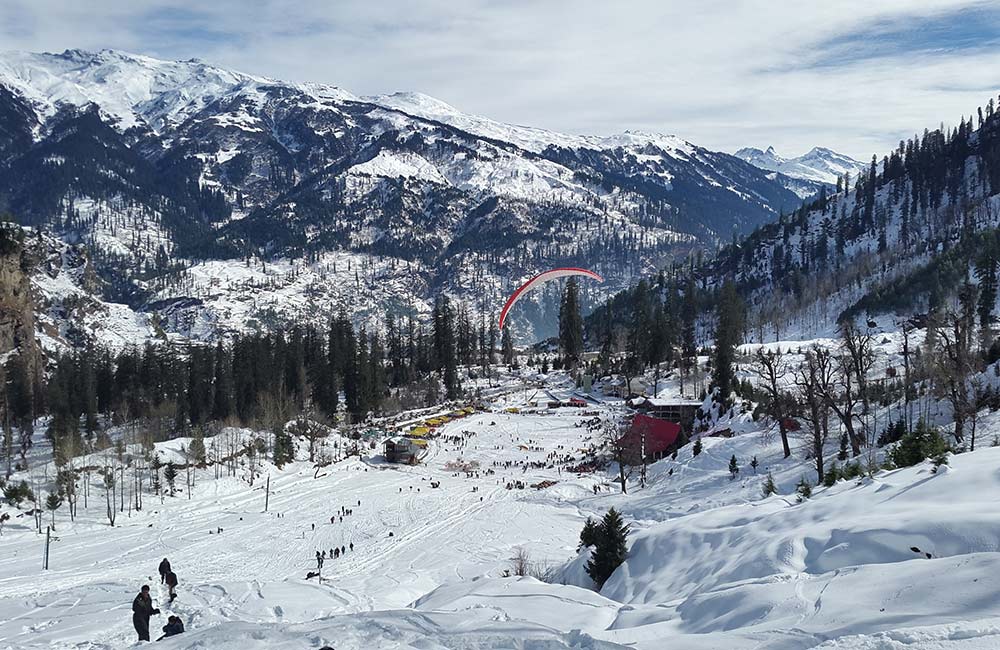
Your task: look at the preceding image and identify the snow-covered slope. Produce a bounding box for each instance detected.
[3,364,1000,649]
[735,145,868,186]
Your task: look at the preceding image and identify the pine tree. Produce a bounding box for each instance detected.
[796,476,812,501]
[164,461,177,496]
[680,278,697,388]
[273,428,295,468]
[211,342,234,421]
[823,462,839,487]
[692,437,702,457]
[586,508,630,588]
[890,419,950,468]
[150,454,162,496]
[711,280,744,408]
[45,492,62,526]
[578,516,600,550]
[761,471,778,498]
[501,326,515,366]
[188,430,206,467]
[728,454,739,480]
[750,455,758,474]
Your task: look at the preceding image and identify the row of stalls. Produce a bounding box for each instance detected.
[383,406,478,464]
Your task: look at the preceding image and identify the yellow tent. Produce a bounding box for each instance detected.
[410,426,430,436]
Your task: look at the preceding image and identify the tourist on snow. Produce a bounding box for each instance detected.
[157,615,185,640]
[158,558,171,584]
[164,570,178,602]
[132,585,161,642]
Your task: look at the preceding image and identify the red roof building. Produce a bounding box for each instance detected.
[622,413,682,460]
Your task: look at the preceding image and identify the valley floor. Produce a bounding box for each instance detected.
[2,374,1000,649]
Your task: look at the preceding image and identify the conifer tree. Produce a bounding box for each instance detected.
[711,280,744,408]
[164,462,177,496]
[188,429,206,467]
[501,326,515,366]
[578,516,600,550]
[728,454,739,480]
[761,471,778,498]
[586,508,630,588]
[559,278,585,368]
[273,428,295,468]
[692,437,702,457]
[796,476,812,501]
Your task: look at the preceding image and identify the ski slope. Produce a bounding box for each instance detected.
[2,375,1000,649]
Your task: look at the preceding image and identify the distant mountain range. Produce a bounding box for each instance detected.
[734,145,869,186]
[0,48,842,348]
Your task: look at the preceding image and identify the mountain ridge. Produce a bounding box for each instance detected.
[0,48,810,348]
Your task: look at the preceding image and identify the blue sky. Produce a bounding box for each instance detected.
[1,0,999,160]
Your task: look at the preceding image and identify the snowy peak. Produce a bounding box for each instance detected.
[0,48,260,131]
[734,144,867,185]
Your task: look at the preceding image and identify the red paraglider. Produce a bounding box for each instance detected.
[498,268,604,330]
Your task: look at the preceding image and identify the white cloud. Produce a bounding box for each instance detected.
[0,0,996,159]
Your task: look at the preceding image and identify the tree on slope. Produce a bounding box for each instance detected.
[559,277,584,369]
[680,277,698,397]
[749,348,792,458]
[578,517,600,550]
[586,508,630,589]
[794,349,832,483]
[711,281,744,409]
[501,326,515,366]
[933,282,979,444]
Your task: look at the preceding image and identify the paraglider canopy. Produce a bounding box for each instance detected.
[498,267,603,330]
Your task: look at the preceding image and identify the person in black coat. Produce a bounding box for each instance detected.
[158,558,171,584]
[157,615,185,640]
[164,571,178,602]
[132,585,160,641]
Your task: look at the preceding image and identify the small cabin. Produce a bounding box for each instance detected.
[384,437,420,464]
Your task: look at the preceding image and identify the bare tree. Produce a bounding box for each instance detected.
[102,465,117,526]
[934,287,979,444]
[748,348,792,458]
[289,414,328,463]
[840,322,876,419]
[814,346,865,457]
[794,350,832,483]
[601,411,636,494]
[509,546,544,578]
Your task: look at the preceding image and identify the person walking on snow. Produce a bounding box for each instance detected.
[164,570,178,603]
[131,585,160,642]
[158,558,171,584]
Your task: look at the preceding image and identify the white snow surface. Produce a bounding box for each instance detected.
[2,367,1000,649]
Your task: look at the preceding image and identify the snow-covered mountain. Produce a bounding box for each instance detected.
[711,107,1000,340]
[0,48,806,346]
[734,144,869,186]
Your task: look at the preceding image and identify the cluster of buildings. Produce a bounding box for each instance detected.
[382,406,477,464]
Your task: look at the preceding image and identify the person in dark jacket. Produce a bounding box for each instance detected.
[158,558,171,584]
[157,615,185,640]
[132,585,160,641]
[164,571,178,602]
